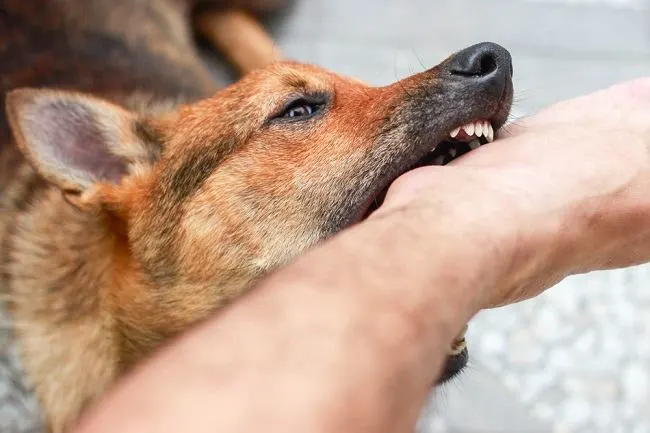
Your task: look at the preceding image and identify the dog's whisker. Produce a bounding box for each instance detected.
[411,49,429,74]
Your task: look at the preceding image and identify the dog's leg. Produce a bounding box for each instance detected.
[194,8,284,75]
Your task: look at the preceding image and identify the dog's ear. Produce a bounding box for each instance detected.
[5,88,162,195]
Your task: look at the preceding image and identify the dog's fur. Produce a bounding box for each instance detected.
[0,1,513,431]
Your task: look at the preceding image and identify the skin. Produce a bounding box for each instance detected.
[71,77,650,433]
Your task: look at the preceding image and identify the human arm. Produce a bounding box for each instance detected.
[71,78,650,433]
[381,77,650,306]
[71,182,510,433]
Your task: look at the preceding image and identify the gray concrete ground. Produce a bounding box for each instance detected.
[2,0,650,432]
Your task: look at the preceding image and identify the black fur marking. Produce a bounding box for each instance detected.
[0,1,213,147]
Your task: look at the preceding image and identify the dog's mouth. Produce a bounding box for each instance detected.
[361,118,498,220]
[418,119,495,167]
[357,118,501,384]
[439,325,469,384]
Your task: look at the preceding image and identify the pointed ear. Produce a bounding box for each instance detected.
[5,88,162,194]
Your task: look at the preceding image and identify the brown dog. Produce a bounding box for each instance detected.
[0,0,513,431]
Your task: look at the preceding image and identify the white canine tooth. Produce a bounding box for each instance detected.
[449,148,457,158]
[487,124,494,142]
[474,121,483,137]
[450,127,460,138]
[483,120,490,134]
[463,123,475,137]
[469,139,480,150]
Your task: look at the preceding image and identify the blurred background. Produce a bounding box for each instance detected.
[203,0,650,432]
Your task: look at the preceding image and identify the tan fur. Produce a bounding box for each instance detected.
[1,1,513,431]
[4,61,398,432]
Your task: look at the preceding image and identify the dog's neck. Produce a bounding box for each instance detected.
[7,179,211,429]
[8,187,122,430]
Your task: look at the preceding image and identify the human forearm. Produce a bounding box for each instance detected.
[72,191,513,433]
[71,77,650,433]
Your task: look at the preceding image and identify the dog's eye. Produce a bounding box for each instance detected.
[275,98,325,120]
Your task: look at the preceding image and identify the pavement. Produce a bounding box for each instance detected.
[1,0,650,432]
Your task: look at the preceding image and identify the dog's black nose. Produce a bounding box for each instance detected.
[447,42,513,85]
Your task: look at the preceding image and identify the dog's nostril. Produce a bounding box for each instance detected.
[450,51,497,78]
[447,42,512,81]
[479,53,498,76]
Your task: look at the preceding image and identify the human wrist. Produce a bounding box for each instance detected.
[372,167,568,309]
[345,189,514,360]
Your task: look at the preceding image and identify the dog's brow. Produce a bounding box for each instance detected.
[281,74,320,93]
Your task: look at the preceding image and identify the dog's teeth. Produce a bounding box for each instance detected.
[474,122,483,137]
[449,148,457,158]
[469,139,480,150]
[463,123,475,137]
[450,127,460,138]
[483,120,490,135]
[449,324,469,355]
[486,124,494,142]
[449,339,467,356]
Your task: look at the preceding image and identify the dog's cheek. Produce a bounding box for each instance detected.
[178,171,263,275]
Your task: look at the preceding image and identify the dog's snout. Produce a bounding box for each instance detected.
[447,42,513,85]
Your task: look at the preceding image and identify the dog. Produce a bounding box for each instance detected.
[0,0,514,431]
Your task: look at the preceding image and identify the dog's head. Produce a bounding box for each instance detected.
[6,42,512,382]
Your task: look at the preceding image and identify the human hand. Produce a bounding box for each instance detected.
[375,77,650,308]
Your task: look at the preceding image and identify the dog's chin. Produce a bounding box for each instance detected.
[353,113,511,385]
[351,119,501,386]
[435,324,469,385]
[437,347,469,385]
